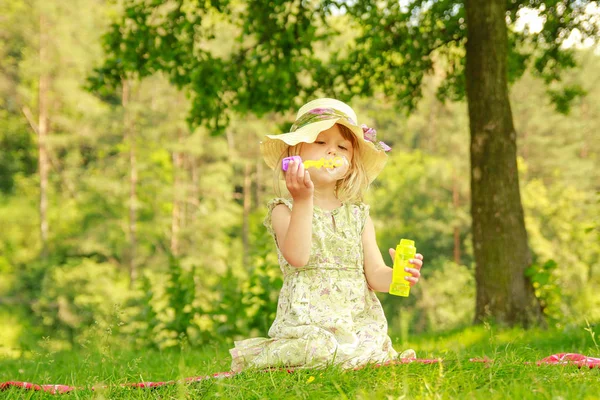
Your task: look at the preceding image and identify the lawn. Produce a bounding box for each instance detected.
[1,323,599,399]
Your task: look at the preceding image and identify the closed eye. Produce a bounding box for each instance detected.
[338,145,348,150]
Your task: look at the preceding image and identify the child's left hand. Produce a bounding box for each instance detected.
[388,249,424,286]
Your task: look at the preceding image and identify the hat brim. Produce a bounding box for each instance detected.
[260,118,387,183]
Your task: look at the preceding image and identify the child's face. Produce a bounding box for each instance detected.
[301,124,354,162]
[298,124,354,182]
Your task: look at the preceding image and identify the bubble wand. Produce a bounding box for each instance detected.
[282,155,346,171]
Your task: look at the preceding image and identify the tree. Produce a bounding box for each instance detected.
[91,0,599,326]
[337,0,597,326]
[465,0,539,324]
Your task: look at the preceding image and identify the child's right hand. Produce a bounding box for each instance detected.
[285,159,314,201]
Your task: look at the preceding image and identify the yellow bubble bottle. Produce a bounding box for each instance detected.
[389,239,416,297]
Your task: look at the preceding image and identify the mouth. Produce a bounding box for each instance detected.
[325,156,349,177]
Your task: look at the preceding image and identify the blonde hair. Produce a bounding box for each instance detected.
[335,124,370,202]
[272,124,370,203]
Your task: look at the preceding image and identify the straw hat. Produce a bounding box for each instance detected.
[260,98,390,182]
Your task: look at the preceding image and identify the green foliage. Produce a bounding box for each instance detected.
[369,150,471,275]
[175,209,282,342]
[32,259,130,343]
[525,260,562,324]
[0,112,36,194]
[240,210,283,336]
[420,261,475,332]
[92,0,599,129]
[123,274,160,349]
[115,213,281,349]
[547,84,587,114]
[521,172,600,326]
[210,265,247,338]
[163,256,198,344]
[89,0,333,131]
[88,1,598,330]
[0,1,37,195]
[1,0,599,354]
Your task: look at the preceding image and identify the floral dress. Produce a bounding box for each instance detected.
[229,198,401,372]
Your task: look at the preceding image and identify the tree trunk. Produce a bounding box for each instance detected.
[171,130,183,256]
[38,14,50,259]
[242,162,251,267]
[465,0,543,326]
[255,156,263,209]
[452,173,461,265]
[123,79,137,288]
[190,155,199,222]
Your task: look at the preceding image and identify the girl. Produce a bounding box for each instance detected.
[230,98,423,372]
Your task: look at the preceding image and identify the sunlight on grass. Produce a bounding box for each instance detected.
[1,324,599,398]
[406,325,489,355]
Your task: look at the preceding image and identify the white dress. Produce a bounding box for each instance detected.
[230,198,403,372]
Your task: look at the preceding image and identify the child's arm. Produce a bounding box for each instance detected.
[362,215,423,291]
[270,199,313,267]
[270,159,314,268]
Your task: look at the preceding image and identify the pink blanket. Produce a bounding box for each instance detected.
[1,353,598,395]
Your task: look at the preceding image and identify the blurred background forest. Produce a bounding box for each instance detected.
[0,0,599,357]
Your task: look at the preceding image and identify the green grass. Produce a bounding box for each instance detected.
[1,323,599,399]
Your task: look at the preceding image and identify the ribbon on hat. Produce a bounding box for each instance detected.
[290,108,392,152]
[290,108,355,131]
[361,124,391,152]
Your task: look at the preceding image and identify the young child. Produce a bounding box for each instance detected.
[230,98,423,372]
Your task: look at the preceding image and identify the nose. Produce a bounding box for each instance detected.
[326,145,337,155]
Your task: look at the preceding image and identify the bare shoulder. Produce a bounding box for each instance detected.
[362,213,387,285]
[362,214,375,239]
[271,203,291,220]
[362,215,380,266]
[271,203,292,244]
